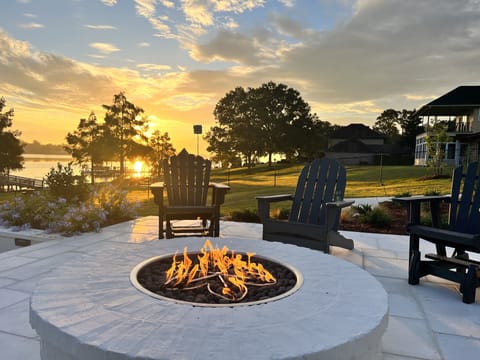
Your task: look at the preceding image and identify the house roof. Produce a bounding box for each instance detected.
[327,139,410,155]
[327,139,372,153]
[415,86,480,117]
[330,123,383,139]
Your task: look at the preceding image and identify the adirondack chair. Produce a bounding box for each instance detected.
[256,158,354,253]
[395,162,480,303]
[150,149,229,239]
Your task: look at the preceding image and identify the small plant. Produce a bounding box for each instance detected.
[423,190,441,196]
[351,203,373,216]
[349,203,392,229]
[271,208,290,220]
[363,207,392,228]
[229,209,260,223]
[45,162,89,202]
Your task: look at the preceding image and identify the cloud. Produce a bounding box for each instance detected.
[137,63,172,71]
[273,0,480,106]
[138,42,150,47]
[100,0,117,6]
[89,42,120,54]
[18,22,44,29]
[84,24,116,30]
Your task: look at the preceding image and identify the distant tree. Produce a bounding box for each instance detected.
[207,87,264,168]
[425,123,449,177]
[102,92,148,176]
[398,109,422,151]
[373,109,400,143]
[207,82,321,166]
[64,112,104,184]
[0,97,24,179]
[147,130,176,178]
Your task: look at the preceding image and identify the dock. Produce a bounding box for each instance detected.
[0,174,44,191]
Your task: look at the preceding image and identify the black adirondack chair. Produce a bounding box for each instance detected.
[395,162,480,303]
[256,158,354,253]
[150,149,229,239]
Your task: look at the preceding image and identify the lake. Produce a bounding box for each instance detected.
[10,154,150,180]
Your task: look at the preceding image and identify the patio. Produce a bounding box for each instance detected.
[0,216,479,359]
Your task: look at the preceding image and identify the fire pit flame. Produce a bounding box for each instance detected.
[164,240,277,302]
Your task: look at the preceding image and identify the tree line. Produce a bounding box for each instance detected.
[205,82,422,167]
[1,85,424,180]
[64,92,175,183]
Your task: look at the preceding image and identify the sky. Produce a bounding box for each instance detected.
[1,0,480,156]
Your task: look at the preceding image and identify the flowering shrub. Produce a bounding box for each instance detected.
[0,184,138,236]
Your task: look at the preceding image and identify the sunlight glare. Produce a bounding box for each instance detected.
[133,161,143,177]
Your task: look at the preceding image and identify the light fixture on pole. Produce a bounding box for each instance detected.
[193,124,202,156]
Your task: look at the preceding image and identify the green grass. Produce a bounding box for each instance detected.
[1,164,454,218]
[130,163,454,217]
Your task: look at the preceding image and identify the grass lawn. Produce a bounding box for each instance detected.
[128,164,454,217]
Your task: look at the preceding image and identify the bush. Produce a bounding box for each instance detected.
[45,162,89,202]
[350,204,392,229]
[363,207,392,228]
[0,183,137,236]
[229,209,260,223]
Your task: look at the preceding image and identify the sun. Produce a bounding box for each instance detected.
[133,161,143,175]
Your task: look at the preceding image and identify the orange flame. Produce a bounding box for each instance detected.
[164,240,276,302]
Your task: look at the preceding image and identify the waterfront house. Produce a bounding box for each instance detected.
[413,86,480,166]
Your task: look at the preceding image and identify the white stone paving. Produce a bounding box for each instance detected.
[0,215,479,359]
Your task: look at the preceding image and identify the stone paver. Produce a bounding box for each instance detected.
[0,216,479,359]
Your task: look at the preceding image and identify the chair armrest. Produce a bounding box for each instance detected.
[393,195,450,227]
[209,182,230,206]
[150,182,165,206]
[256,194,293,223]
[325,200,355,209]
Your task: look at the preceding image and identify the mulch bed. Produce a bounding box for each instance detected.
[340,201,409,235]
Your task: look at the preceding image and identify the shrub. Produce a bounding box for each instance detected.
[271,208,290,220]
[45,162,89,202]
[229,209,261,223]
[0,183,137,236]
[363,207,392,228]
[351,203,373,216]
[350,203,392,229]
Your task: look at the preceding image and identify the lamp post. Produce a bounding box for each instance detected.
[193,125,202,156]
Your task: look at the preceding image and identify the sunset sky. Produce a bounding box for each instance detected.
[1,0,480,156]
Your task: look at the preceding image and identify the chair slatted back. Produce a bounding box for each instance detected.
[289,158,346,224]
[163,149,211,206]
[449,162,480,234]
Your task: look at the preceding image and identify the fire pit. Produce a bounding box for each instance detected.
[131,240,303,306]
[30,237,388,360]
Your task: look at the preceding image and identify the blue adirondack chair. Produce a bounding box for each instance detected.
[256,158,354,253]
[395,162,480,303]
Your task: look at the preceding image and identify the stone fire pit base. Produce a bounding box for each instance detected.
[30,237,388,360]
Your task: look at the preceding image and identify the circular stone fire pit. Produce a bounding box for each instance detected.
[131,243,303,307]
[30,237,388,360]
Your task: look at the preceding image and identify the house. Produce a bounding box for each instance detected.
[326,123,410,165]
[413,86,480,166]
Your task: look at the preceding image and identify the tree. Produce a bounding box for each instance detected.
[206,82,321,167]
[425,122,449,177]
[0,97,24,179]
[64,112,104,184]
[398,109,422,151]
[147,130,176,178]
[102,92,148,176]
[373,109,400,143]
[253,82,317,164]
[207,87,264,168]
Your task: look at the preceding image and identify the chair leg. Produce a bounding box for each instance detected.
[409,250,421,285]
[461,265,477,304]
[166,220,174,239]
